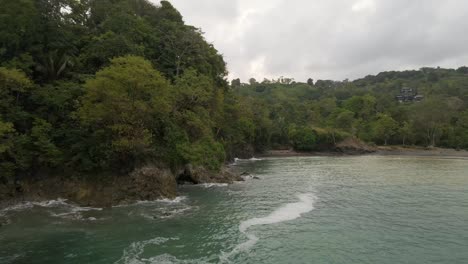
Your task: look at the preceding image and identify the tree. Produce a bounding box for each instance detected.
[231,78,241,87]
[307,78,314,86]
[249,78,257,85]
[0,118,16,179]
[288,126,317,151]
[372,113,398,145]
[411,99,451,147]
[343,95,376,120]
[332,109,355,132]
[78,56,171,169]
[399,121,413,145]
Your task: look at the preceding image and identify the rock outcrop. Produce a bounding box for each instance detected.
[1,165,177,207]
[177,164,243,185]
[1,164,242,207]
[334,137,376,154]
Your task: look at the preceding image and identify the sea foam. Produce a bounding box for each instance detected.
[200,183,229,188]
[113,196,188,208]
[232,157,263,165]
[220,193,316,262]
[0,199,102,221]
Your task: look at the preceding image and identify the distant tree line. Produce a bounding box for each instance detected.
[232,67,468,151]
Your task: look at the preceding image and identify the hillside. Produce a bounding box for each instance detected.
[232,68,468,151]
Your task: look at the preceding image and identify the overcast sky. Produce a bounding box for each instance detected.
[160,0,468,82]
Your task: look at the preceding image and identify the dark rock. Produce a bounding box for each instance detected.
[253,176,261,180]
[0,164,178,207]
[230,144,255,160]
[0,176,7,185]
[177,164,198,184]
[334,137,376,155]
[177,165,243,185]
[0,164,242,207]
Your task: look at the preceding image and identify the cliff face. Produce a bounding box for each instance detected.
[0,164,241,207]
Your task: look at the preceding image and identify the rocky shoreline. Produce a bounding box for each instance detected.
[259,145,468,159]
[259,137,377,157]
[3,142,466,209]
[375,146,468,158]
[0,164,243,208]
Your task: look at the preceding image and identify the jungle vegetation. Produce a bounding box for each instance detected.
[1,0,468,181]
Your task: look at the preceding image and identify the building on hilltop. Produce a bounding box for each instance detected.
[395,87,424,103]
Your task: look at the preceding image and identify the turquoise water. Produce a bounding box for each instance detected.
[1,155,468,263]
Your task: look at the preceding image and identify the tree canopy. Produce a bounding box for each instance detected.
[1,0,468,182]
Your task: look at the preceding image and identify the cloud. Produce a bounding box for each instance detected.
[162,0,468,82]
[352,0,376,12]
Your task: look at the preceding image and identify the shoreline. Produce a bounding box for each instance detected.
[258,146,468,158]
[2,147,467,209]
[375,146,468,158]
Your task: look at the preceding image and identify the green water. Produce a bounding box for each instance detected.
[1,155,468,264]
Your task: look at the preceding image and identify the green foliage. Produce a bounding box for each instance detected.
[371,114,398,145]
[289,126,317,151]
[0,119,14,154]
[233,65,468,151]
[2,0,468,183]
[343,95,376,120]
[78,56,171,169]
[176,138,225,171]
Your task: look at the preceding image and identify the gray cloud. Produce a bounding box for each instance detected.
[162,0,468,82]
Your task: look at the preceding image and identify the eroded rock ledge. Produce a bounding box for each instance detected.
[0,164,242,208]
[176,164,243,185]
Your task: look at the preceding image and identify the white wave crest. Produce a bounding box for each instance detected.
[1,199,103,221]
[156,196,187,204]
[220,193,316,262]
[200,183,229,188]
[233,157,263,163]
[231,157,264,165]
[114,196,188,208]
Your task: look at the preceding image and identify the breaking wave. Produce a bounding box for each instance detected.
[114,196,188,208]
[200,183,229,188]
[0,199,102,222]
[232,157,264,165]
[220,193,316,262]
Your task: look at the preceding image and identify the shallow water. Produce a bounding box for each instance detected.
[1,155,468,264]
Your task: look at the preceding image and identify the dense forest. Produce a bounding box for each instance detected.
[1,0,468,183]
[232,67,468,152]
[0,0,245,181]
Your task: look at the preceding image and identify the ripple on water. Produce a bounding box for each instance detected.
[114,237,212,264]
